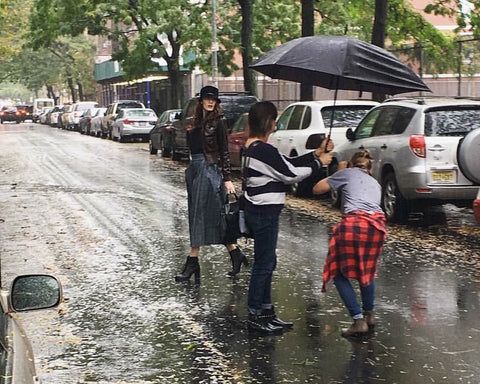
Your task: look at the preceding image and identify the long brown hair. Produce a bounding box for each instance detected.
[193,100,222,128]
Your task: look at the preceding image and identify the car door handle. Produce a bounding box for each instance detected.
[381,144,387,149]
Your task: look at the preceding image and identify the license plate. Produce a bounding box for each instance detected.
[134,122,146,126]
[431,170,455,183]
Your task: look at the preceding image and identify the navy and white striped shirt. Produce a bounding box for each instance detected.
[243,140,318,214]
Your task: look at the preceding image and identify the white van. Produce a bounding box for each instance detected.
[33,98,55,122]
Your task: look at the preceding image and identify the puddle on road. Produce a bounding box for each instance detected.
[36,209,480,384]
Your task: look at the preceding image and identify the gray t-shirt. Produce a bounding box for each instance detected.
[327,167,383,214]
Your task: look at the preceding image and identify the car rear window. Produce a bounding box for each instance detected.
[119,102,143,110]
[220,96,258,126]
[424,107,480,136]
[126,110,156,118]
[321,106,375,128]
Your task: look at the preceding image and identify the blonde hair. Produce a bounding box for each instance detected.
[350,150,373,171]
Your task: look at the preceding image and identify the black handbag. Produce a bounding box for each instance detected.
[223,193,251,243]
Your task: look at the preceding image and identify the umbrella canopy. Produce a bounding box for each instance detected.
[250,35,431,95]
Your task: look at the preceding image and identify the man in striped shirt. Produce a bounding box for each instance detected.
[243,101,333,334]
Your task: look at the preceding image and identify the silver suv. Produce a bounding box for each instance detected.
[331,97,480,222]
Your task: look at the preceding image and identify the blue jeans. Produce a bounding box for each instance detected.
[245,211,279,314]
[333,274,375,318]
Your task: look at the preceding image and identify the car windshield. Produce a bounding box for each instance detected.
[425,107,480,136]
[321,106,374,128]
[126,110,156,118]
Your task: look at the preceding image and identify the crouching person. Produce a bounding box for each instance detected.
[313,150,387,337]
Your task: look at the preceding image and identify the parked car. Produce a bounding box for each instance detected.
[68,101,100,131]
[267,99,378,196]
[32,98,54,122]
[90,107,107,137]
[268,100,378,157]
[149,108,181,156]
[227,112,249,168]
[49,105,66,127]
[59,104,74,130]
[101,100,145,139]
[170,92,259,160]
[0,105,22,123]
[79,107,102,135]
[474,189,480,225]
[39,107,53,124]
[111,108,157,142]
[0,274,62,383]
[330,97,480,222]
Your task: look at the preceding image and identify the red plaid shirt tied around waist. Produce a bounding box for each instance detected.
[322,211,387,292]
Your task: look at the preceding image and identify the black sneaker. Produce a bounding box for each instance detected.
[247,314,283,334]
[261,307,293,329]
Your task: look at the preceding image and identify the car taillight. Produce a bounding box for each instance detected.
[15,111,21,116]
[123,119,133,124]
[409,135,425,158]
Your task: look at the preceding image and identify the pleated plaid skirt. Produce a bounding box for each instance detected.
[186,154,227,247]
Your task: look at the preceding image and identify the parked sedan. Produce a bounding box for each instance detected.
[0,274,62,383]
[79,107,102,135]
[149,108,181,156]
[112,108,157,142]
[90,107,107,137]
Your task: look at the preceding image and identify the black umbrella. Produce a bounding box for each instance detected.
[250,35,431,95]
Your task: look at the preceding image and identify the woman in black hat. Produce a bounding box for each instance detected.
[175,85,248,283]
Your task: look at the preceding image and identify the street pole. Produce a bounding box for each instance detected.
[212,0,218,87]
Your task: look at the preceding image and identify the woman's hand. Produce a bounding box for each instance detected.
[224,180,236,194]
[314,138,334,166]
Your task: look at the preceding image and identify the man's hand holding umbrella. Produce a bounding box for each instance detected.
[314,137,334,166]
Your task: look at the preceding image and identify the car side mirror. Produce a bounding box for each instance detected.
[346,128,355,141]
[10,274,62,312]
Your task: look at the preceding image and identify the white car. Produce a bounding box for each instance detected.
[268,100,378,197]
[268,100,378,157]
[90,107,107,137]
[68,101,100,131]
[112,108,158,142]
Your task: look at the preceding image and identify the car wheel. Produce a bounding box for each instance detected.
[160,137,171,157]
[149,140,158,155]
[457,128,480,184]
[381,172,408,223]
[171,143,181,161]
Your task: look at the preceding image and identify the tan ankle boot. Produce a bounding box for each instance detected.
[364,311,375,329]
[341,318,369,337]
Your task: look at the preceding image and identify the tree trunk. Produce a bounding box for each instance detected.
[67,76,77,103]
[239,0,256,95]
[371,0,388,101]
[78,82,84,101]
[165,35,182,108]
[301,0,314,101]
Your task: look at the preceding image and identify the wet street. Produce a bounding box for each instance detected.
[1,123,480,384]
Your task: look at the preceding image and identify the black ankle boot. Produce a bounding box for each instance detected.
[227,247,249,277]
[261,306,293,329]
[247,313,283,334]
[175,256,200,283]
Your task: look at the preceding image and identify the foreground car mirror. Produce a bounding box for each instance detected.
[10,275,62,311]
[346,128,355,141]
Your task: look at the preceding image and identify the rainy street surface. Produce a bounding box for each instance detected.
[1,122,480,384]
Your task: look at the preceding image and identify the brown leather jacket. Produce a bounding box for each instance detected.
[202,115,232,181]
